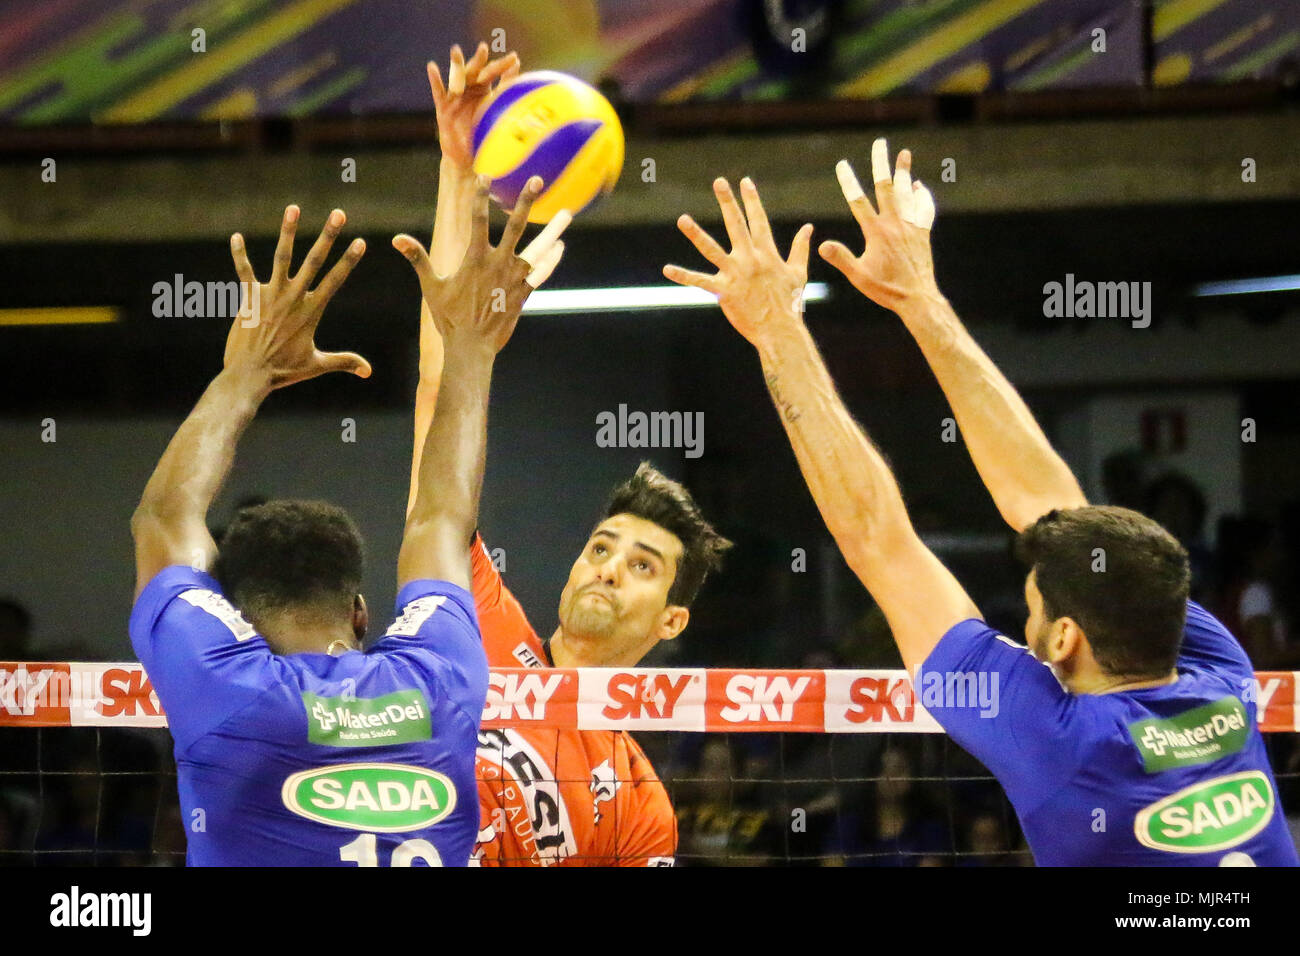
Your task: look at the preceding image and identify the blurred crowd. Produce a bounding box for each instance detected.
[663,732,1030,866]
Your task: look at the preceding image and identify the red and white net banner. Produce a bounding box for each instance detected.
[2,662,1299,733]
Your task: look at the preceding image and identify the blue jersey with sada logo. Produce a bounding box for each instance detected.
[129,566,488,866]
[921,601,1299,865]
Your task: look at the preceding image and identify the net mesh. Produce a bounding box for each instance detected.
[0,727,182,866]
[2,723,1298,867]
[651,730,1300,866]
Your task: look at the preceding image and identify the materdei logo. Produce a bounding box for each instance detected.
[709,672,823,730]
[481,671,575,724]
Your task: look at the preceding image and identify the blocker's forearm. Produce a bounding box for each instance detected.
[408,158,479,517]
[135,368,267,526]
[399,340,495,588]
[757,317,981,675]
[897,293,1087,530]
[409,345,441,519]
[757,321,915,570]
[430,156,478,274]
[132,368,268,594]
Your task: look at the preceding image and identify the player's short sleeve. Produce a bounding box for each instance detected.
[471,533,505,609]
[128,565,279,751]
[1178,600,1255,689]
[919,619,1085,814]
[367,579,488,718]
[470,534,545,667]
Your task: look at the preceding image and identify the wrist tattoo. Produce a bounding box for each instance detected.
[764,371,801,423]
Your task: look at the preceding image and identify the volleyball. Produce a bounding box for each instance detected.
[471,70,624,223]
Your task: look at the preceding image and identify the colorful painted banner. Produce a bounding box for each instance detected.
[8,0,1272,124]
[2,662,1296,733]
[1153,0,1300,86]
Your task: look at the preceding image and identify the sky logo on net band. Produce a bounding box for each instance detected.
[719,675,812,723]
[483,672,565,721]
[602,673,693,720]
[50,887,151,937]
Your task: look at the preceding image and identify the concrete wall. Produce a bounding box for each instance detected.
[0,319,675,658]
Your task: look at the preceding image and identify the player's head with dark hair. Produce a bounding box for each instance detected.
[555,462,732,666]
[1015,506,1189,683]
[604,462,733,607]
[213,499,367,654]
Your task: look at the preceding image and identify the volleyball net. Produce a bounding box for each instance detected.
[2,663,1298,866]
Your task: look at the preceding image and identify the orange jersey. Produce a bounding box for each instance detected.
[469,536,677,866]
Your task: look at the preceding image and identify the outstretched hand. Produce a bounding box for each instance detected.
[428,42,521,171]
[393,175,567,355]
[225,205,371,390]
[818,138,940,313]
[663,176,814,350]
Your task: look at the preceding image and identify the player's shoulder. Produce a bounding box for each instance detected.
[1185,599,1230,632]
[1183,599,1251,656]
[379,581,485,661]
[392,579,478,628]
[476,598,546,668]
[489,632,549,668]
[365,638,487,708]
[921,617,1057,694]
[131,565,251,632]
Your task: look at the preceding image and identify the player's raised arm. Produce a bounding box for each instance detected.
[819,140,1087,531]
[131,207,368,599]
[427,44,519,274]
[407,45,571,518]
[395,176,565,591]
[664,178,978,675]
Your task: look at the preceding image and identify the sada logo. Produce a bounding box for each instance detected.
[281,763,456,833]
[1135,771,1275,854]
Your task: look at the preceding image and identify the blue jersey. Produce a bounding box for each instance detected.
[921,601,1299,866]
[129,566,489,867]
